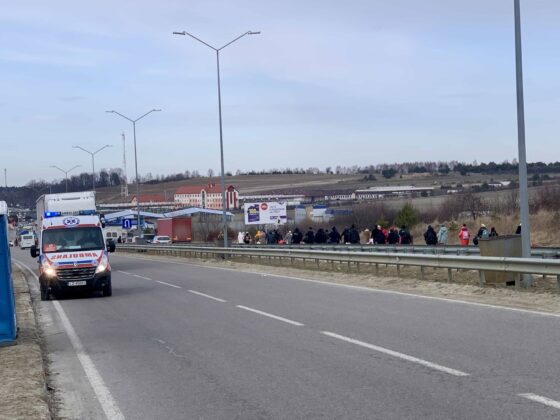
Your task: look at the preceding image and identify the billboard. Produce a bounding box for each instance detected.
[244,202,287,225]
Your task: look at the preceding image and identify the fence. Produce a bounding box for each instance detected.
[117,244,560,288]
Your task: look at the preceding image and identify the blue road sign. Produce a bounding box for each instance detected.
[122,219,132,230]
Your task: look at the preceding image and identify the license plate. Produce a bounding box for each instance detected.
[67,281,87,286]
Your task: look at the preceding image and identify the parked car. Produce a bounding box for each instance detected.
[152,236,171,244]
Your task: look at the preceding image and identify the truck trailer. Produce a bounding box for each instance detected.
[31,192,115,300]
[156,217,192,243]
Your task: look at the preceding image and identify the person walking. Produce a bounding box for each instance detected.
[458,224,470,246]
[437,224,448,245]
[473,223,489,246]
[292,228,303,244]
[374,225,386,244]
[315,228,327,244]
[387,227,400,244]
[515,223,521,234]
[305,227,315,244]
[285,230,293,245]
[399,225,413,245]
[243,232,251,244]
[423,225,438,246]
[349,225,360,244]
[489,227,498,237]
[328,226,341,244]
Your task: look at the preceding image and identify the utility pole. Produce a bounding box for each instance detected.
[121,132,129,197]
[3,168,6,188]
[513,0,532,287]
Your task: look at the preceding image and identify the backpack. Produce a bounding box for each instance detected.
[481,229,489,239]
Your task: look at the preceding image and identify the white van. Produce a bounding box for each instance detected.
[20,233,35,249]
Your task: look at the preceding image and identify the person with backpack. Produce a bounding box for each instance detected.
[399,225,413,245]
[458,224,470,246]
[473,223,489,246]
[423,225,438,246]
[315,228,327,244]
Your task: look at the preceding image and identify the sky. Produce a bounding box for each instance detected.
[1,0,560,186]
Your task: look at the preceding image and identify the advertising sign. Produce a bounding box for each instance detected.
[244,202,287,225]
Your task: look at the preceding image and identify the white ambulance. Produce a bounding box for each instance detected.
[31,192,115,300]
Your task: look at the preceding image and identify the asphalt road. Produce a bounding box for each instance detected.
[12,248,560,419]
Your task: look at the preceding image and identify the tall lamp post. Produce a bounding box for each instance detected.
[72,144,113,192]
[106,109,161,235]
[50,165,81,193]
[172,29,260,247]
[513,0,531,287]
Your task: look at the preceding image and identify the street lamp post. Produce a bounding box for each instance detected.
[172,30,260,247]
[73,145,113,192]
[50,165,81,193]
[106,109,161,236]
[513,0,532,287]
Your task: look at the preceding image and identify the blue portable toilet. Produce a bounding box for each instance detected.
[0,201,17,345]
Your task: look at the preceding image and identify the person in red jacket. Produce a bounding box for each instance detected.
[458,224,470,246]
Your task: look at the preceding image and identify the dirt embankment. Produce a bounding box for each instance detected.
[0,265,52,420]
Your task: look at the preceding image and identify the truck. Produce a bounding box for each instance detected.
[156,217,192,243]
[31,192,115,300]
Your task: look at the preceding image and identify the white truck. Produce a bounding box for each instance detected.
[31,192,115,300]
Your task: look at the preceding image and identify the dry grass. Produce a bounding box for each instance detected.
[411,210,559,247]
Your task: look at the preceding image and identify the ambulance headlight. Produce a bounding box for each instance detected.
[42,263,57,277]
[96,256,108,273]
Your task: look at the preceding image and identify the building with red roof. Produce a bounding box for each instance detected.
[174,183,239,210]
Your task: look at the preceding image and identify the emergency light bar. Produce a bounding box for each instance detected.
[44,209,97,218]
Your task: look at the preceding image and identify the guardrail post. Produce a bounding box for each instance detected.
[478,270,485,287]
[356,262,360,273]
[447,268,453,283]
[375,263,379,276]
[420,266,425,280]
[557,275,560,290]
[396,264,400,277]
[316,259,320,269]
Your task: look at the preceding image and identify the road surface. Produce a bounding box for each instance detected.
[12,248,560,419]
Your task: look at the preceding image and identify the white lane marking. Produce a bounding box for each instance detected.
[156,280,181,289]
[117,270,132,275]
[133,274,152,280]
[236,305,304,326]
[14,260,125,420]
[114,254,560,319]
[188,290,227,302]
[322,331,469,377]
[519,393,560,410]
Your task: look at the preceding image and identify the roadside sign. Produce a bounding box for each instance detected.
[122,219,132,230]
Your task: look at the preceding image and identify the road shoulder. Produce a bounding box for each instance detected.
[0,264,52,420]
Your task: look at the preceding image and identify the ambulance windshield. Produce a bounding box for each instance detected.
[42,227,104,253]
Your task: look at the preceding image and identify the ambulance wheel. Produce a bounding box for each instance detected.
[103,281,112,297]
[40,284,50,301]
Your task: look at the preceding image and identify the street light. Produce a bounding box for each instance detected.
[72,144,113,192]
[50,165,81,193]
[106,109,161,235]
[172,30,260,247]
[513,0,531,287]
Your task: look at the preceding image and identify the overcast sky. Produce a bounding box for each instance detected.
[2,0,560,186]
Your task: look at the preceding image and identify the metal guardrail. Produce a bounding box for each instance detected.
[117,244,560,288]
[132,242,560,259]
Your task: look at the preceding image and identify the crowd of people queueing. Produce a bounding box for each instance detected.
[239,222,504,247]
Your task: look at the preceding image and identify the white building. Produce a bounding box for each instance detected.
[174,183,239,210]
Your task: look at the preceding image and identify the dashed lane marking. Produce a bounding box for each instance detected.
[236,305,304,326]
